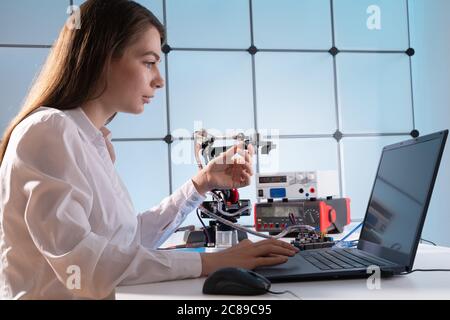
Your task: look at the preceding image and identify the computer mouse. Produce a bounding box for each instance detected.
[202,267,271,296]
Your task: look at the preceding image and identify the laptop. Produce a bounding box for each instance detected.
[256,130,448,282]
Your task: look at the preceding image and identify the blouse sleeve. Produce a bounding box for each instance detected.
[136,179,206,249]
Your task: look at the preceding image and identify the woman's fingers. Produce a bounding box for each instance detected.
[255,256,289,267]
[256,238,299,252]
[244,163,253,176]
[234,145,253,164]
[238,171,252,185]
[253,244,297,258]
[231,162,253,177]
[247,144,255,156]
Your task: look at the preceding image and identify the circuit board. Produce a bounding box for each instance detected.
[290,231,335,251]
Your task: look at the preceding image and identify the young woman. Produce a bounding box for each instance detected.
[0,0,297,299]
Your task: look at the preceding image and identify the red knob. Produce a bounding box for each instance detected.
[229,189,239,204]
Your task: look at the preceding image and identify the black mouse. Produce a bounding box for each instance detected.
[202,267,271,295]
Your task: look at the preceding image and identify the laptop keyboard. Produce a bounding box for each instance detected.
[301,248,393,270]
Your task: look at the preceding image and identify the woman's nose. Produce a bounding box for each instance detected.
[151,69,165,89]
[155,78,164,89]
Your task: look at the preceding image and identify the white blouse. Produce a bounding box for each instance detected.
[0,107,206,300]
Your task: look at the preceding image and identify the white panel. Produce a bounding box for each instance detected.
[166,0,250,48]
[0,48,49,134]
[113,141,169,214]
[256,52,336,135]
[0,0,69,45]
[259,138,339,174]
[337,53,412,133]
[253,0,332,49]
[341,135,409,220]
[169,52,254,138]
[334,0,409,50]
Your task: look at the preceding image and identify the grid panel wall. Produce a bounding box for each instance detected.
[0,1,429,230]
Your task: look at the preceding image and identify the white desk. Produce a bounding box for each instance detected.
[116,244,450,300]
[116,226,450,300]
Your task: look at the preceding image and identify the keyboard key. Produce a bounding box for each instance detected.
[309,253,343,269]
[325,250,365,268]
[320,252,354,269]
[303,256,332,270]
[330,250,373,267]
[344,249,391,266]
[344,249,389,266]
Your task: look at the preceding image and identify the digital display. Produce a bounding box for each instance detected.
[259,176,287,184]
[258,206,299,217]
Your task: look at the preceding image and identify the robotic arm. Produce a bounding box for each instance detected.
[193,129,275,220]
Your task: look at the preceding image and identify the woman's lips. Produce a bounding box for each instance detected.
[142,96,152,104]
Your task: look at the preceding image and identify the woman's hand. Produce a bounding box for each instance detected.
[192,142,254,195]
[200,238,299,276]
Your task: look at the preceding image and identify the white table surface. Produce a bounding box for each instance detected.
[116,224,450,300]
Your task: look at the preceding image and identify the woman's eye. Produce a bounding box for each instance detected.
[144,62,155,69]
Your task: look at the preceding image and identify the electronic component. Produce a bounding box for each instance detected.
[199,199,251,218]
[193,130,276,249]
[254,198,351,234]
[290,230,335,251]
[256,171,339,200]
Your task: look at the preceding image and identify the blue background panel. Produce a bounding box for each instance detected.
[166,0,250,48]
[334,0,409,50]
[169,51,254,138]
[252,0,332,50]
[340,136,409,220]
[113,141,170,214]
[256,52,336,135]
[0,0,69,45]
[0,48,50,135]
[337,53,413,133]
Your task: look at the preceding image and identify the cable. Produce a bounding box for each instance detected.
[333,222,363,248]
[267,289,302,300]
[420,238,437,246]
[198,205,315,240]
[209,191,248,217]
[401,269,450,275]
[196,209,211,245]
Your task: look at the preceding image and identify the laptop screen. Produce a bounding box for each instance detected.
[358,131,447,268]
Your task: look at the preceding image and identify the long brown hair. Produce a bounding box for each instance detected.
[0,0,165,165]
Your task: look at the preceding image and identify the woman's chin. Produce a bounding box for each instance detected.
[132,104,145,114]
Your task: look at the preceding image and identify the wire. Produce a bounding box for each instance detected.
[335,239,359,248]
[289,212,296,225]
[267,289,302,300]
[209,192,248,217]
[196,209,211,245]
[333,222,363,248]
[401,269,450,275]
[420,238,437,246]
[198,205,315,240]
